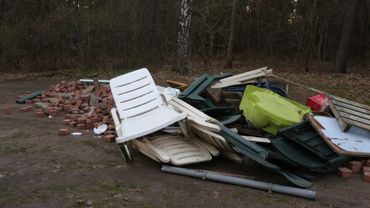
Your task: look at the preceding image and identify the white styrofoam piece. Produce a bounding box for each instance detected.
[315,116,370,154]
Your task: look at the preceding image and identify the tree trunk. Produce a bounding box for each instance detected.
[224,0,239,68]
[174,0,192,74]
[335,0,358,73]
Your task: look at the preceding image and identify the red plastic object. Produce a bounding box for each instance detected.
[306,93,327,111]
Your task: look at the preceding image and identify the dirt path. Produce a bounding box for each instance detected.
[1,80,370,208]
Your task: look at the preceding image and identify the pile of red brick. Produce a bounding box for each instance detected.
[337,159,370,182]
[16,80,117,142]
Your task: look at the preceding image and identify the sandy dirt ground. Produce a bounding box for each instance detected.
[1,79,370,208]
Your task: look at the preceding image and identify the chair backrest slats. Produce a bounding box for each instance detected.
[110,68,163,119]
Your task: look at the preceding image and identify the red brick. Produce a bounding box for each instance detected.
[347,161,362,174]
[108,124,115,130]
[69,121,77,127]
[25,100,33,104]
[91,117,100,123]
[35,110,46,117]
[363,166,370,174]
[77,117,86,124]
[366,160,370,167]
[103,135,116,143]
[363,172,370,183]
[20,106,33,112]
[102,116,109,124]
[83,106,90,112]
[72,110,80,114]
[63,119,71,125]
[58,128,69,136]
[63,104,72,112]
[77,123,86,130]
[104,130,116,136]
[337,167,352,178]
[48,109,59,117]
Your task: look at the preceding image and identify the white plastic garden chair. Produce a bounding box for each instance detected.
[110,68,187,161]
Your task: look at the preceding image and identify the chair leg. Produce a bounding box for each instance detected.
[118,143,132,162]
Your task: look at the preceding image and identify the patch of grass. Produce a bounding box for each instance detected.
[0,143,36,155]
[0,192,13,207]
[61,159,92,171]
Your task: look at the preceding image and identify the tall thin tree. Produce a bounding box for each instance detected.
[224,0,239,68]
[174,0,192,74]
[335,0,358,73]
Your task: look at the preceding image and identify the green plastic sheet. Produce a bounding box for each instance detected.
[239,85,311,135]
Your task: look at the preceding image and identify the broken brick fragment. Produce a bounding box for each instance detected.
[20,106,33,112]
[363,171,370,183]
[103,135,116,143]
[347,161,362,174]
[58,128,69,136]
[49,109,59,117]
[104,130,116,136]
[35,110,46,117]
[102,116,109,124]
[77,123,86,130]
[77,117,87,124]
[366,159,370,167]
[338,167,352,178]
[363,166,370,174]
[108,124,115,130]
[63,119,71,125]
[69,121,77,127]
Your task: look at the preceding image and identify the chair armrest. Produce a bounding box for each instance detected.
[111,108,121,126]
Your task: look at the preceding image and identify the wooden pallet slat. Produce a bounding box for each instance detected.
[328,96,370,132]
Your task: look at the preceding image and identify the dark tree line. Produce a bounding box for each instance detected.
[0,0,369,73]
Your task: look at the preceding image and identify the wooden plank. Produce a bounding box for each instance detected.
[332,100,370,114]
[166,80,189,91]
[343,117,370,131]
[328,99,350,131]
[220,67,267,82]
[241,136,271,143]
[335,105,370,120]
[331,95,370,111]
[340,112,370,127]
[221,70,272,84]
[212,79,257,88]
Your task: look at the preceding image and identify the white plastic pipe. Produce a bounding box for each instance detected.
[161,165,316,200]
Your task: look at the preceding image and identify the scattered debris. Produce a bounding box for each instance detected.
[16,79,117,142]
[15,66,370,196]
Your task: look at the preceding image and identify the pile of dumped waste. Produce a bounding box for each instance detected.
[15,67,370,200]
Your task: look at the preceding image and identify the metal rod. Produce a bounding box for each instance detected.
[161,165,316,200]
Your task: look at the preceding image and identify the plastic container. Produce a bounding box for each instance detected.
[306,93,327,111]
